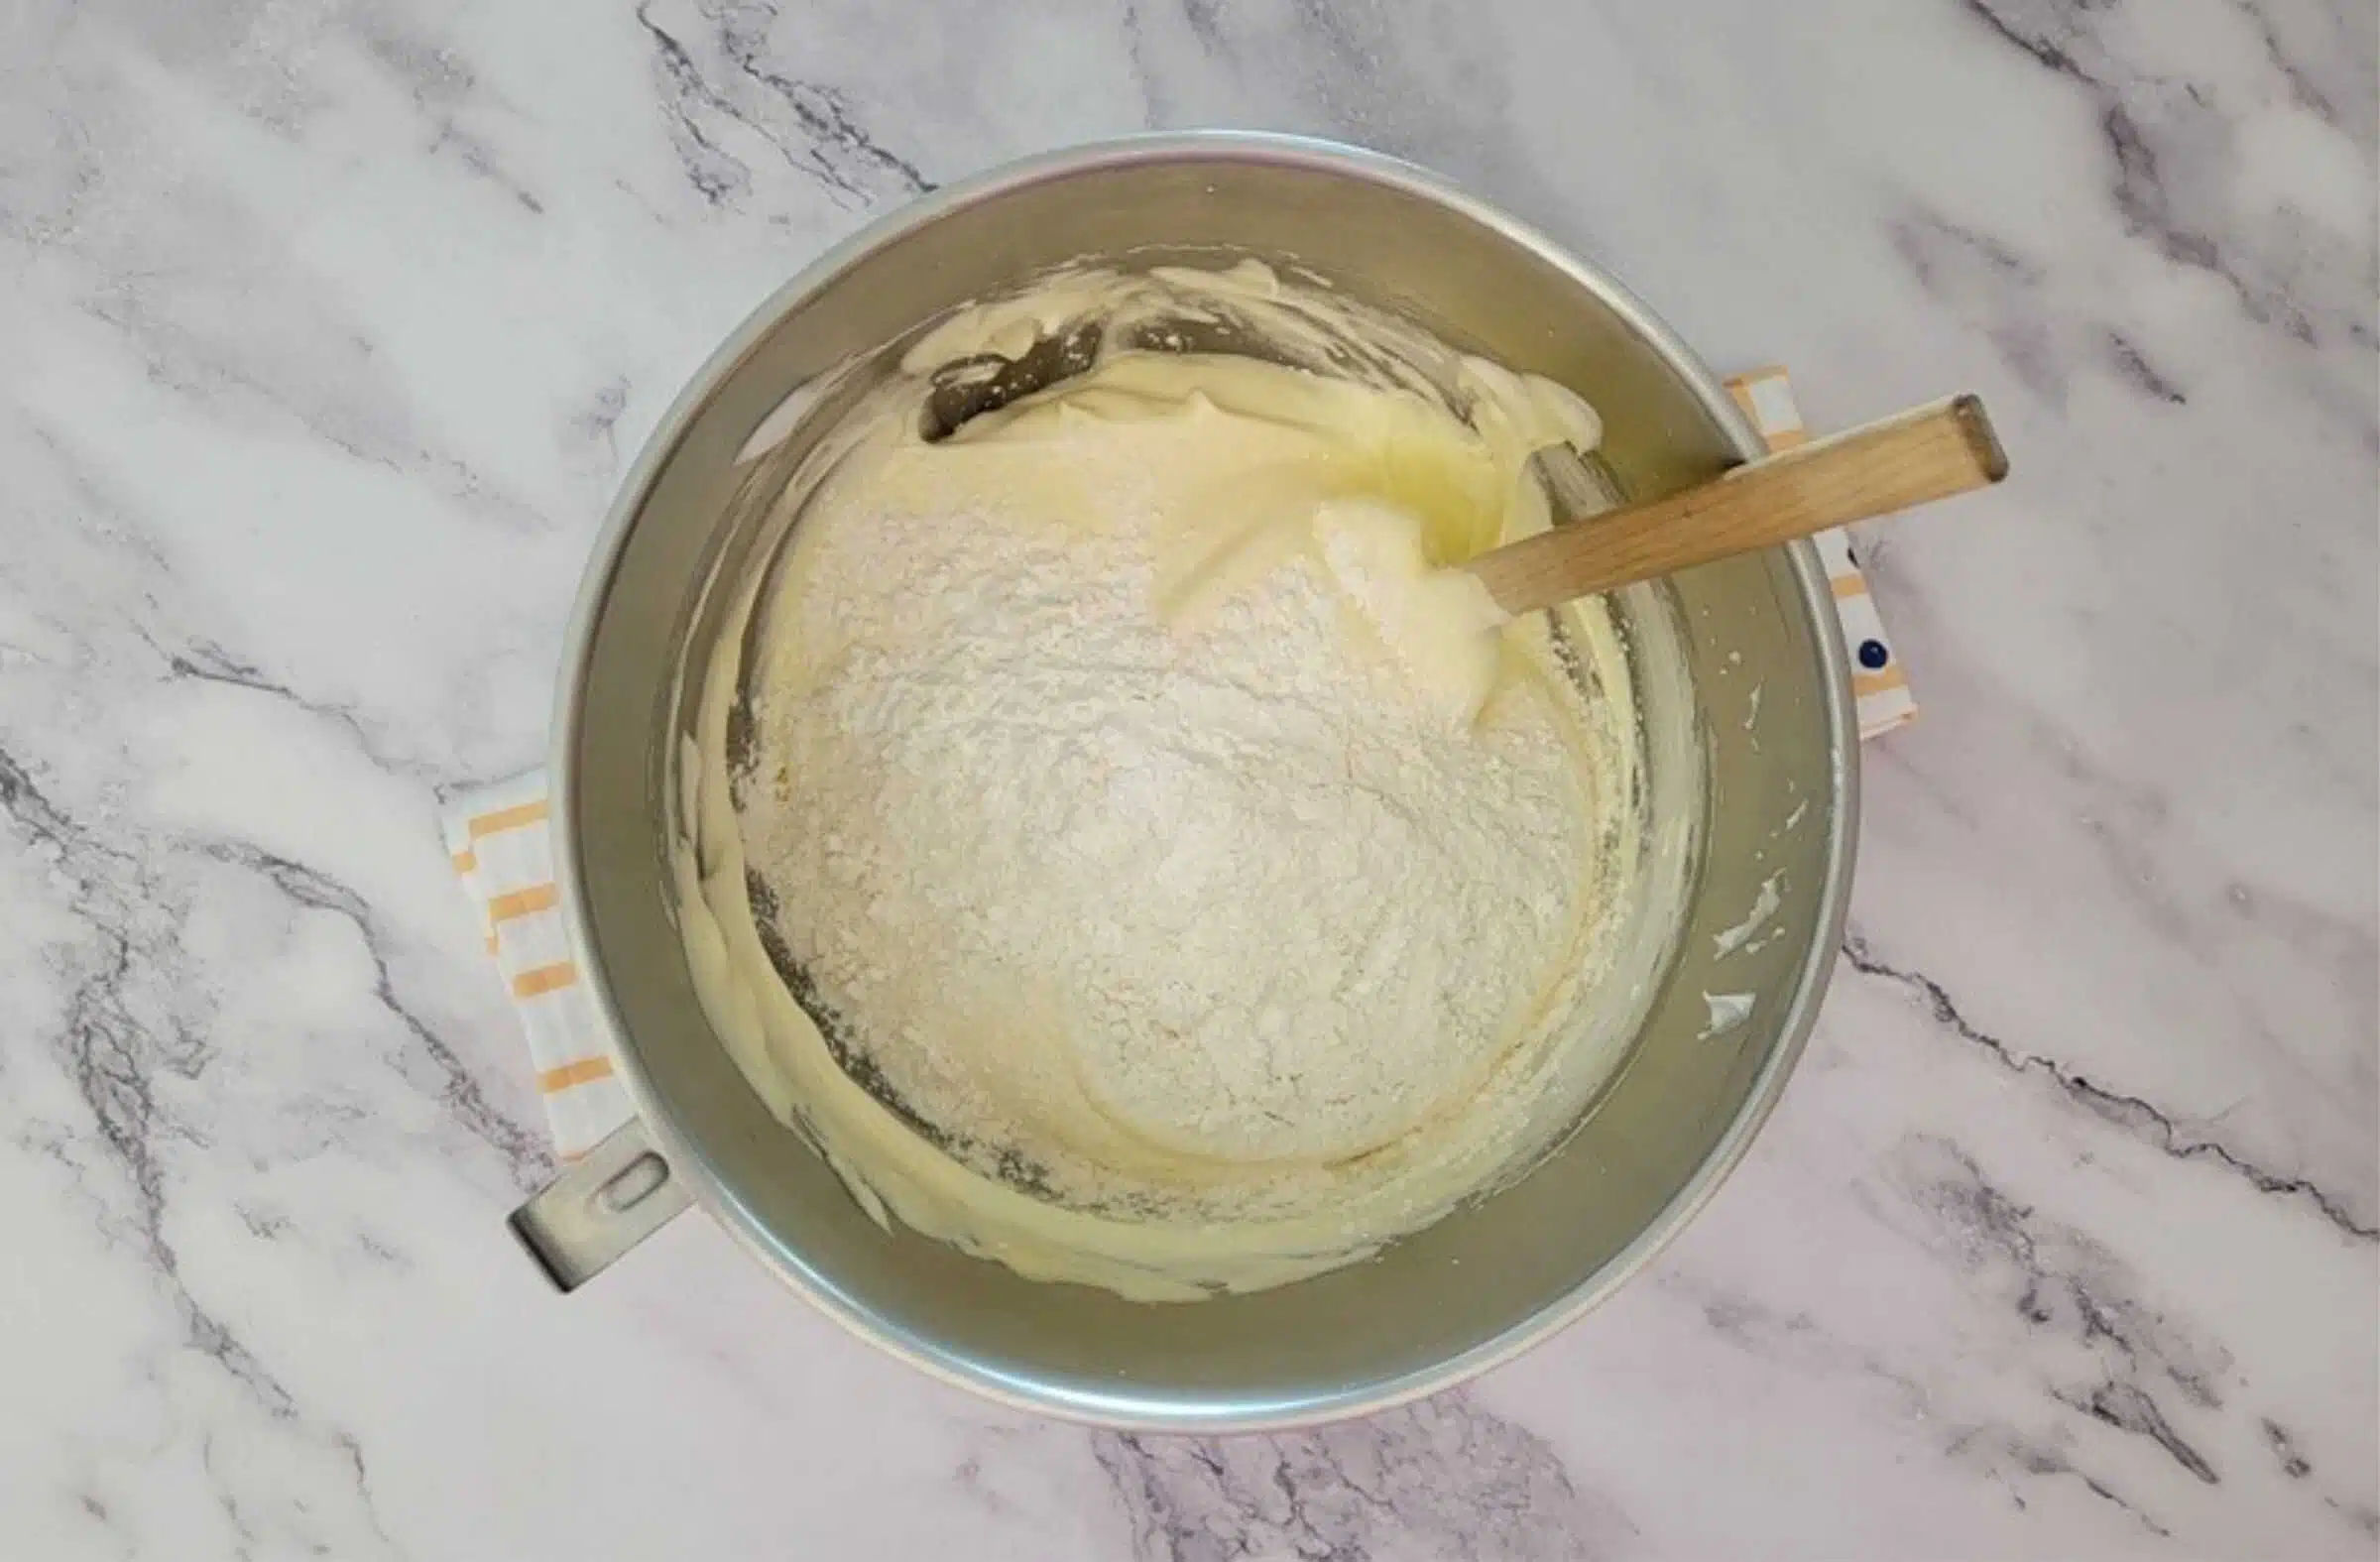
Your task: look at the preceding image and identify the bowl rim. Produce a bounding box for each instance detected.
[549,130,1859,1432]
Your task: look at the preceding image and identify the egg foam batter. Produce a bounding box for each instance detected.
[670,263,1689,1299]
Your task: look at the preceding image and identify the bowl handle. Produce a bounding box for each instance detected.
[508,1117,693,1291]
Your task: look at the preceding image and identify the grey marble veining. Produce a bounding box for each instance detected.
[0,0,2371,1557]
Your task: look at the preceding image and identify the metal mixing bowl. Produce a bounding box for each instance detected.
[513,134,1856,1430]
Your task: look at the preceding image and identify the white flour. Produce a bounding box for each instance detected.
[742,505,1597,1189]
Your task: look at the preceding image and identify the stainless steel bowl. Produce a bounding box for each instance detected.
[514,133,1856,1430]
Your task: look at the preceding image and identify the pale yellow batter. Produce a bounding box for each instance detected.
[671,264,1690,1299]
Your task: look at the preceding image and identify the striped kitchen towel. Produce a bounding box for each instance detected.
[449,365,1914,1157]
[441,773,634,1159]
[1724,366,1918,738]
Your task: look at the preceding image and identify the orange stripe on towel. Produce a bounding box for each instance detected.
[512,961,579,999]
[1852,666,1909,698]
[467,799,549,839]
[487,884,559,924]
[537,1056,614,1093]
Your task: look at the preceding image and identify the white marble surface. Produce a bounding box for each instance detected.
[2,0,2373,1556]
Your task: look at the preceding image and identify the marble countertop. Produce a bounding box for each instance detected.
[3,0,2373,1556]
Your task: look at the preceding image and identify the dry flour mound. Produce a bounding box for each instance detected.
[741,495,1599,1208]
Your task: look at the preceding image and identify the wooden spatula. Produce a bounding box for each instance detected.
[1463,395,2008,616]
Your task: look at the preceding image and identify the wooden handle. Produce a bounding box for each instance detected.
[1463,395,2008,616]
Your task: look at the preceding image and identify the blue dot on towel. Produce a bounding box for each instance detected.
[1857,639,1890,670]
